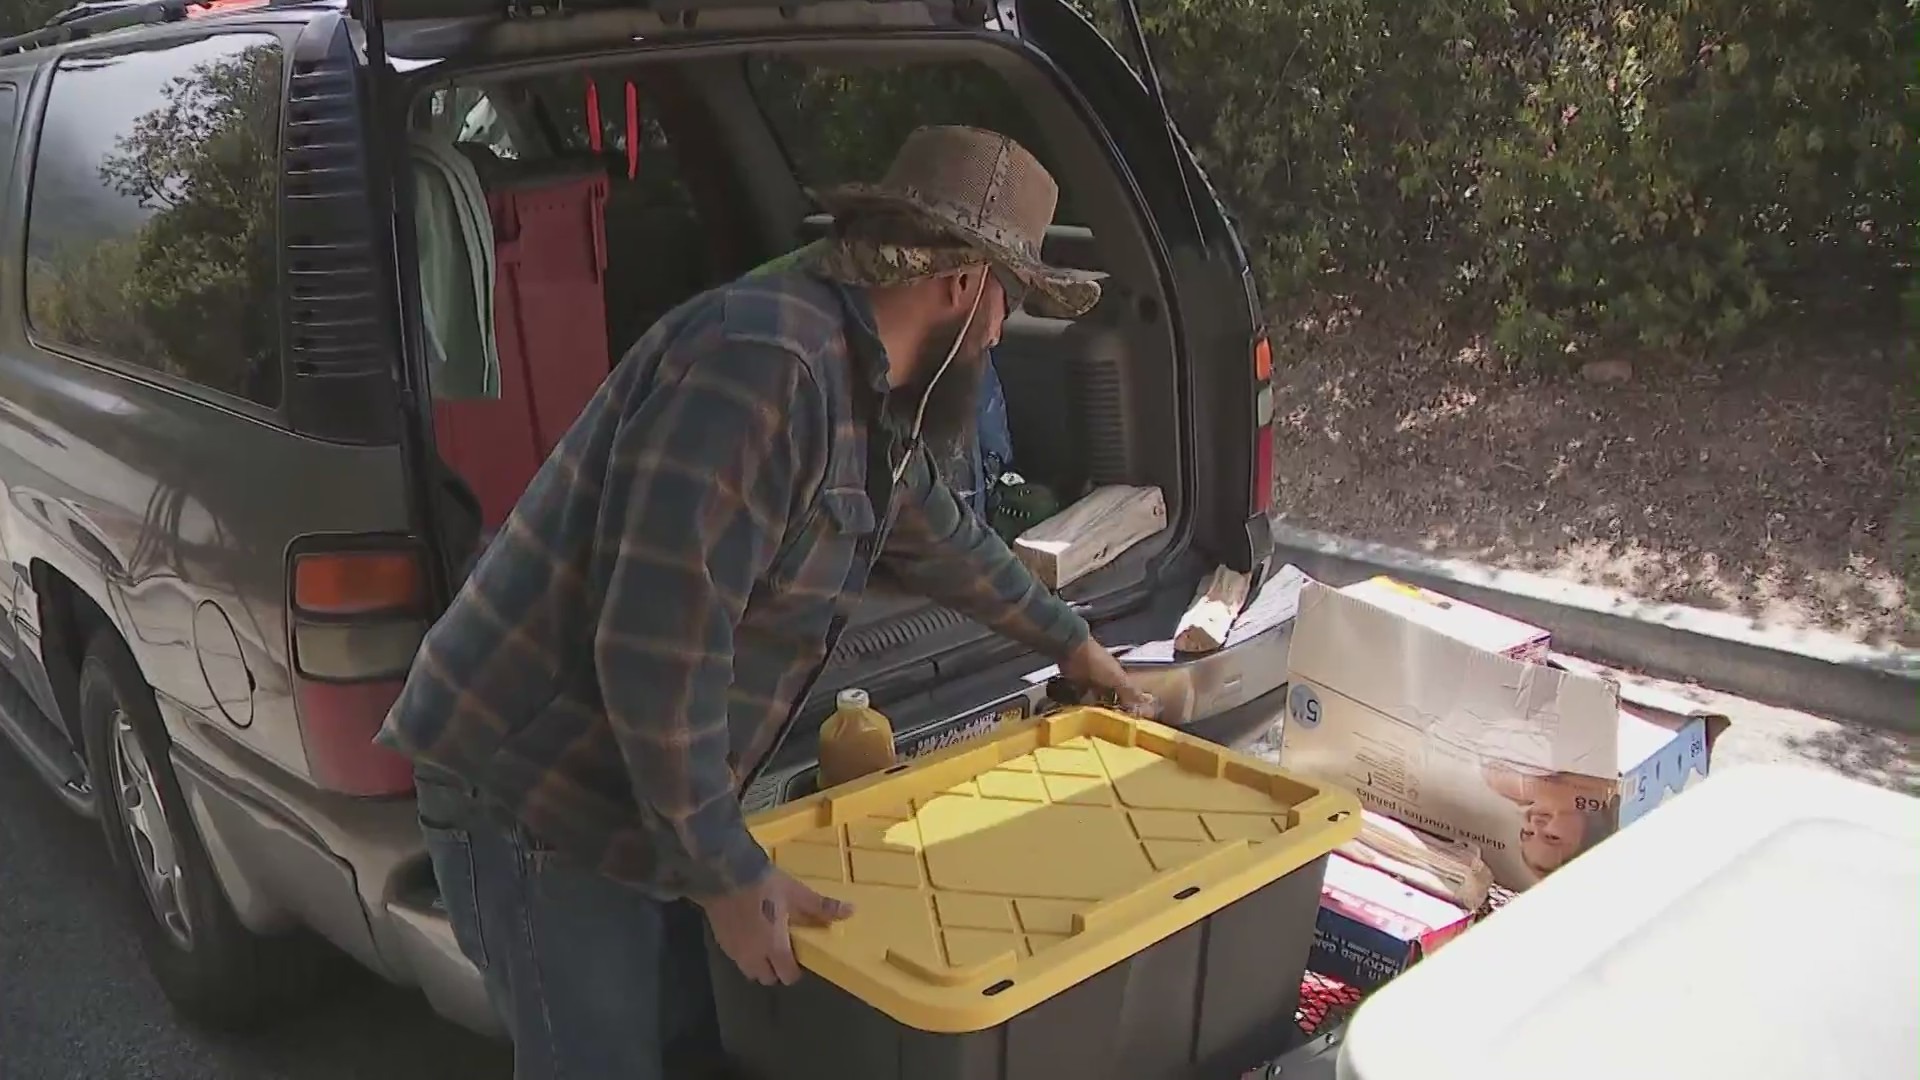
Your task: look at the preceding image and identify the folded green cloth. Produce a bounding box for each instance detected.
[989,473,1059,544]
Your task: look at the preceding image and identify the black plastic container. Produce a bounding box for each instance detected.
[708,853,1329,1080]
[705,709,1360,1080]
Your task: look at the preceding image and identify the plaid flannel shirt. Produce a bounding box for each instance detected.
[378,271,1089,898]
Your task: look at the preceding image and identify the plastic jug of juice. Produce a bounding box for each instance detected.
[817,688,896,789]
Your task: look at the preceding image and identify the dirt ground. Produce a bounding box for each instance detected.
[1266,298,1918,648]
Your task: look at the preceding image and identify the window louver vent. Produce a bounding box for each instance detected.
[280,14,398,444]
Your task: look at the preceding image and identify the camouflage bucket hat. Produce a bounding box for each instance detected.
[805,125,1102,320]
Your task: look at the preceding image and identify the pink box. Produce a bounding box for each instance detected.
[1309,853,1474,992]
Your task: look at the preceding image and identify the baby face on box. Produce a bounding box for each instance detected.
[1482,763,1618,883]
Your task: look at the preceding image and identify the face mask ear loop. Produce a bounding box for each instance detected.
[893,270,989,487]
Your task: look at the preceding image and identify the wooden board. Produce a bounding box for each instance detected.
[1013,485,1166,590]
[1172,566,1251,654]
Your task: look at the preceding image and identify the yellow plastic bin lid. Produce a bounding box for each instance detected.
[749,707,1361,1034]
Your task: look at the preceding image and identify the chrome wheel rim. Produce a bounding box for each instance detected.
[110,710,192,947]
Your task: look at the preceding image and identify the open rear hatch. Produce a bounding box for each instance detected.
[358,0,1267,763]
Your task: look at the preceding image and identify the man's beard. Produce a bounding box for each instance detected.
[889,313,988,448]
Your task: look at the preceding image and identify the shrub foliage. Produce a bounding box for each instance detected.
[1121,0,1913,357]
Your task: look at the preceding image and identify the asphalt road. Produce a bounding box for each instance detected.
[0,743,512,1080]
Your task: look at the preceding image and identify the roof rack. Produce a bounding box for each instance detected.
[49,1,153,25]
[0,0,313,58]
[0,0,186,55]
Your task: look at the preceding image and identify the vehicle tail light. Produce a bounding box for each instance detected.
[1252,336,1275,514]
[294,550,422,616]
[287,543,428,796]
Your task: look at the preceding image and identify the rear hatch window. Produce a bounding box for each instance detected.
[745,56,1088,229]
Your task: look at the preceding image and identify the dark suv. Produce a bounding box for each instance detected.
[0,0,1285,1040]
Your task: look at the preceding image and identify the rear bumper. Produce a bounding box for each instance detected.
[382,890,504,1037]
[168,734,503,1038]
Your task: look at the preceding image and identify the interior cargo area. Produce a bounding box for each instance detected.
[404,41,1190,693]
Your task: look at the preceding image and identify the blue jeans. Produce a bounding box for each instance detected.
[415,767,725,1079]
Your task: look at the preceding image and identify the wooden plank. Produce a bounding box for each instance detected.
[1172,566,1251,654]
[1013,485,1166,590]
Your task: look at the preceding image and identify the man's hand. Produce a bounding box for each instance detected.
[698,869,855,987]
[1059,637,1153,714]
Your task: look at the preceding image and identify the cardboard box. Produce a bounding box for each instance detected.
[1549,652,1725,825]
[1309,853,1473,992]
[1281,582,1713,890]
[1613,705,1713,827]
[1552,652,1733,753]
[1338,576,1550,663]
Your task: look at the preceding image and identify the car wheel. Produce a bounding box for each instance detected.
[78,627,306,1029]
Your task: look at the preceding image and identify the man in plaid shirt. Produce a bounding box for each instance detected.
[379,126,1139,1078]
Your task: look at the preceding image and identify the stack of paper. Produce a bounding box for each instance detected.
[1336,811,1494,910]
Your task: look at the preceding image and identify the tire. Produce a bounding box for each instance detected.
[78,627,312,1029]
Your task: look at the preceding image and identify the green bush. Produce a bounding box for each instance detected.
[1118,0,1914,359]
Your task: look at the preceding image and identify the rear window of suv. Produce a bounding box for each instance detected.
[745,56,1086,228]
[25,34,286,410]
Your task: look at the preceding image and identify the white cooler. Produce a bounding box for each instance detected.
[1339,764,1920,1080]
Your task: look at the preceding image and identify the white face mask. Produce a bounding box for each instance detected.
[892,270,990,486]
